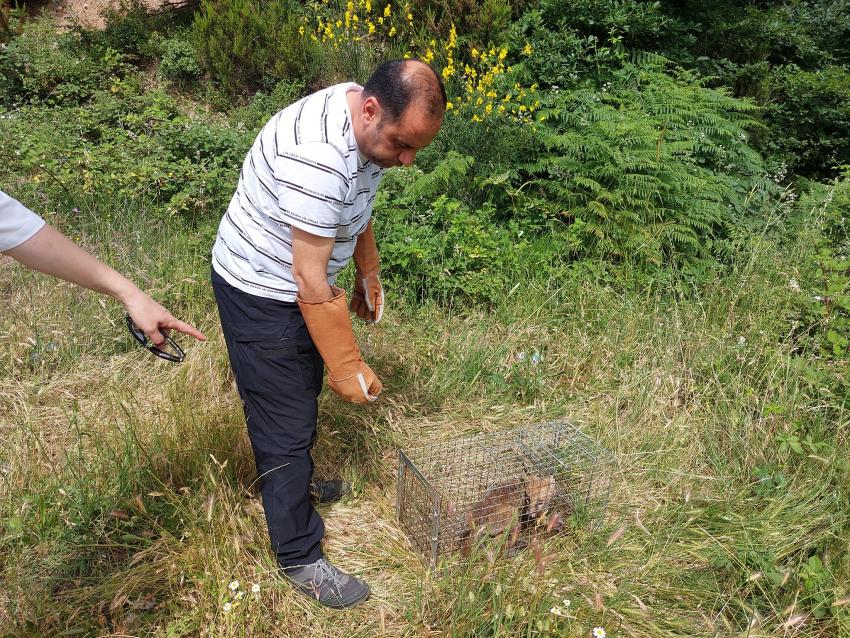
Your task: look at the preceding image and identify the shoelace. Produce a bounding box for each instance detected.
[310,558,346,597]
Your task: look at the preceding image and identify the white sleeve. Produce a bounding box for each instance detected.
[273,142,350,238]
[0,190,46,252]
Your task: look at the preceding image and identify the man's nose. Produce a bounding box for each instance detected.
[399,150,417,166]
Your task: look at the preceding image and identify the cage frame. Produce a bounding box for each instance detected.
[396,419,614,568]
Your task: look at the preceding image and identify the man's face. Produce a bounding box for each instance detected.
[359,97,443,169]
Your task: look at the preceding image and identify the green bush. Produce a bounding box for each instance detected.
[0,79,251,225]
[192,0,320,96]
[376,192,527,303]
[229,78,307,132]
[787,171,850,367]
[760,65,850,179]
[0,19,130,106]
[416,0,515,46]
[157,35,202,87]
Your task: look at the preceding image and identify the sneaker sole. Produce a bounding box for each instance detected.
[289,581,371,610]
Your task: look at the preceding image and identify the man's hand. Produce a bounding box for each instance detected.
[350,220,384,323]
[350,274,384,323]
[5,223,206,346]
[292,228,382,403]
[122,288,207,347]
[297,286,382,403]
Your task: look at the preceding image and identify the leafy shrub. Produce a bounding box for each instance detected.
[416,0,515,45]
[229,79,307,132]
[0,77,251,225]
[0,19,130,106]
[535,0,673,51]
[787,171,850,365]
[530,60,763,266]
[157,35,202,87]
[509,11,600,89]
[375,162,531,302]
[760,65,850,179]
[192,0,319,96]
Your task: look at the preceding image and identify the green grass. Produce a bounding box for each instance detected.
[1,191,848,637]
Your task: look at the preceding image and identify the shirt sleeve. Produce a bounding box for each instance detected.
[0,190,46,252]
[273,142,351,238]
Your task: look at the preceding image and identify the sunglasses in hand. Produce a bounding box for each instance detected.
[126,314,186,363]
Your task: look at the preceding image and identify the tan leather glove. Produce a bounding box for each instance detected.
[350,220,384,323]
[297,286,382,403]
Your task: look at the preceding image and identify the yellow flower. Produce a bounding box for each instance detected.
[446,101,454,110]
[406,12,413,22]
[365,0,371,11]
[347,1,354,11]
[471,47,479,59]
[368,21,375,33]
[472,114,481,122]
[378,16,384,24]
[299,25,305,35]
[485,103,493,114]
[388,25,396,36]
[498,47,507,61]
[384,3,391,16]
[475,97,483,106]
[522,42,533,56]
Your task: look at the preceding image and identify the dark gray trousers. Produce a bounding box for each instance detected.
[211,268,325,567]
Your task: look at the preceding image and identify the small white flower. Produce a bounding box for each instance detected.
[737,336,747,346]
[228,580,240,591]
[814,295,824,302]
[516,351,526,362]
[593,627,606,638]
[236,591,245,600]
[531,351,542,365]
[223,602,233,612]
[563,598,571,607]
[550,606,563,616]
[789,278,800,292]
[251,583,261,594]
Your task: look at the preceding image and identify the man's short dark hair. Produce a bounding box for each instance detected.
[363,59,447,122]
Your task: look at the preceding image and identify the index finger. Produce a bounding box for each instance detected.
[162,317,207,342]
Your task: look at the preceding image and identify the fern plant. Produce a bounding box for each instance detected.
[524,58,764,266]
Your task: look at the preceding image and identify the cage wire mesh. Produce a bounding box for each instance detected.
[396,420,614,567]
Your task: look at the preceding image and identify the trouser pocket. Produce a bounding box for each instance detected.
[228,322,305,395]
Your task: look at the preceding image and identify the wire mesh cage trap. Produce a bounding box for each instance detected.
[396,420,615,567]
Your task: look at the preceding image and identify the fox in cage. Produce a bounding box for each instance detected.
[397,421,613,565]
[451,473,565,557]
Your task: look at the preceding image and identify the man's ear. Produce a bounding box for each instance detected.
[362,96,381,124]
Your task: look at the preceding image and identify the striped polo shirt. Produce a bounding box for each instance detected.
[211,82,384,301]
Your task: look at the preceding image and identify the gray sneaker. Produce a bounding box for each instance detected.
[282,557,370,609]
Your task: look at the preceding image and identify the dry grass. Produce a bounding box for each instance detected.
[1,219,849,637]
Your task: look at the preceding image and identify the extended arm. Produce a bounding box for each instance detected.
[291,227,382,403]
[4,223,206,346]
